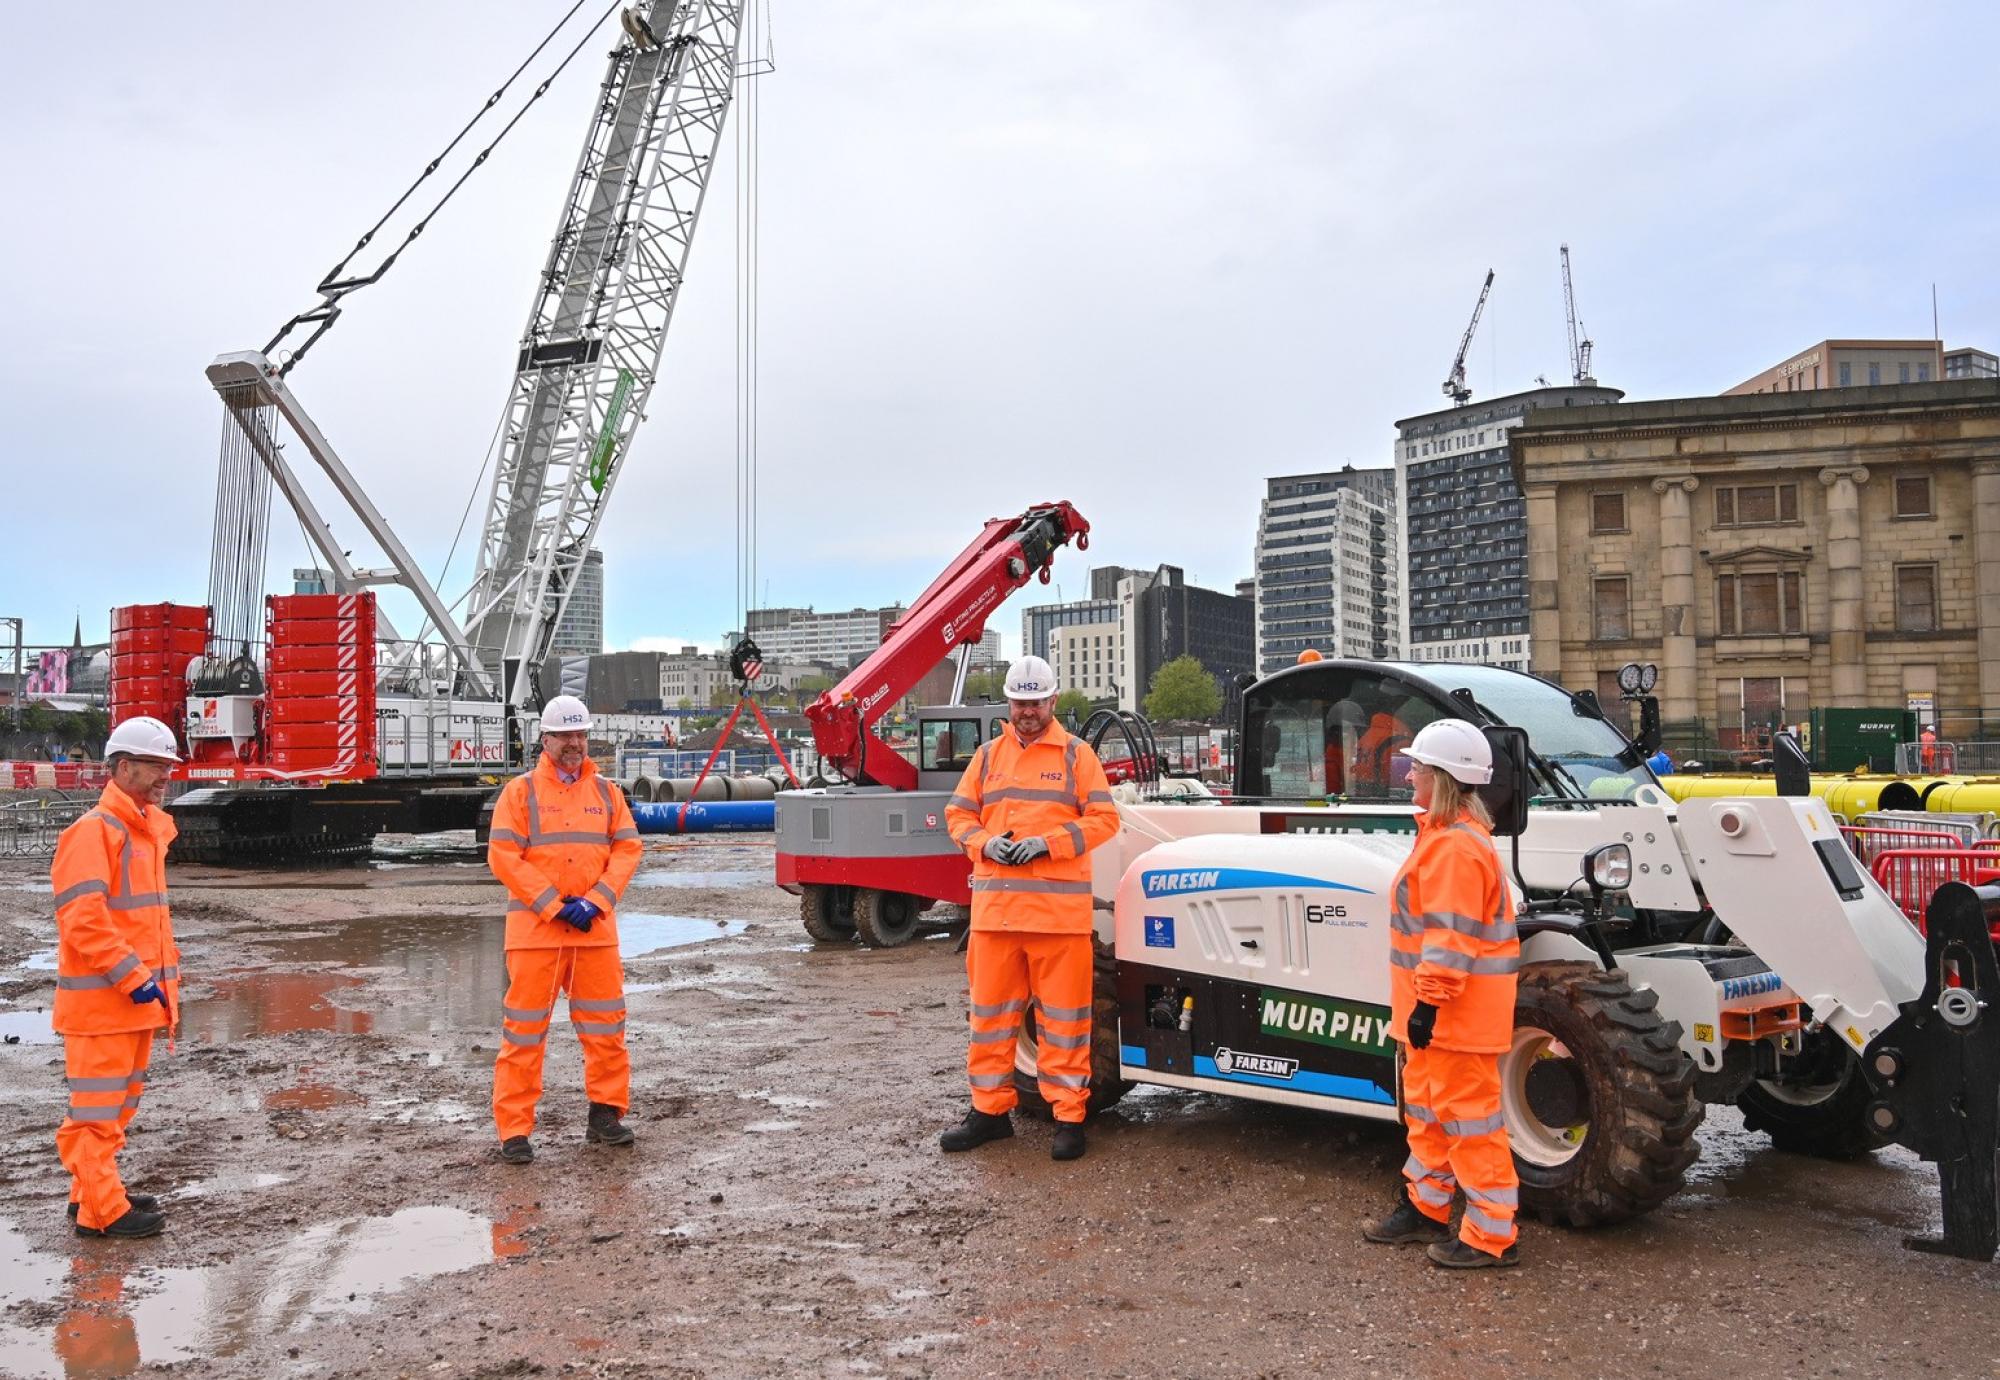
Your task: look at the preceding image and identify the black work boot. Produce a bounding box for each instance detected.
[500,1136,535,1165]
[1427,1238,1521,1269]
[75,1206,166,1239]
[1050,1123,1086,1161]
[585,1103,635,1147]
[70,1194,158,1221]
[1362,1199,1450,1245]
[939,1108,1014,1152]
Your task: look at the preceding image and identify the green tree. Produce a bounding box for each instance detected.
[1055,688,1092,724]
[963,668,1007,703]
[1144,655,1222,722]
[791,674,834,709]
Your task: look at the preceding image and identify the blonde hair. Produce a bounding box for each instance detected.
[1419,763,1494,829]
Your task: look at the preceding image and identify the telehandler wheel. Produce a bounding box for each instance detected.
[1501,962,1703,1228]
[853,888,921,948]
[799,884,856,944]
[1737,1026,1894,1159]
[1011,936,1131,1121]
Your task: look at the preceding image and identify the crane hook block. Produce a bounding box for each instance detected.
[1039,565,1052,585]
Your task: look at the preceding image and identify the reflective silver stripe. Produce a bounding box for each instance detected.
[948,795,981,812]
[589,882,618,907]
[530,831,615,846]
[531,888,559,913]
[1037,1002,1091,1022]
[1388,949,1423,969]
[1443,1113,1507,1137]
[1466,1185,1519,1208]
[611,828,640,841]
[503,1005,551,1022]
[953,830,980,847]
[1409,1178,1454,1208]
[1061,822,1085,853]
[1463,1204,1514,1236]
[572,1019,627,1036]
[968,1073,1012,1088]
[121,1094,142,1109]
[52,880,109,908]
[969,1027,1017,1044]
[56,974,113,990]
[506,907,543,922]
[1085,790,1114,804]
[156,966,179,982]
[105,954,140,983]
[502,1027,547,1047]
[970,999,1026,1018]
[569,996,625,1013]
[489,828,528,846]
[1404,1102,1437,1123]
[1403,1153,1455,1185]
[1408,909,1518,943]
[65,1104,122,1122]
[1063,738,1080,808]
[108,893,166,911]
[524,780,542,841]
[983,787,1075,805]
[1419,948,1520,976]
[68,1075,129,1092]
[969,877,1093,895]
[1038,1029,1089,1050]
[1039,1072,1089,1089]
[595,779,616,837]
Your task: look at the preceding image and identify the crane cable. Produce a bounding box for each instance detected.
[263,0,621,375]
[733,2,765,646]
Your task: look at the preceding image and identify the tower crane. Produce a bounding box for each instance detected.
[1561,243,1595,386]
[1442,269,1495,406]
[113,2,749,861]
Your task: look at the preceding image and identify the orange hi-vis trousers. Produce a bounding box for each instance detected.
[966,930,1093,1124]
[493,945,629,1141]
[57,1030,155,1231]
[1401,1045,1519,1256]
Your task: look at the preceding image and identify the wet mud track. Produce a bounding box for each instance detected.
[0,834,1996,1377]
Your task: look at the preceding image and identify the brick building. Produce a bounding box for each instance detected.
[1511,380,2000,749]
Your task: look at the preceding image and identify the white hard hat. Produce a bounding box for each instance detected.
[1003,655,1059,701]
[104,715,181,763]
[539,695,593,732]
[1399,719,1493,785]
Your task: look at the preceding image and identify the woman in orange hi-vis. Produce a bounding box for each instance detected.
[1364,718,1523,1269]
[487,696,644,1164]
[49,716,184,1240]
[941,656,1120,1162]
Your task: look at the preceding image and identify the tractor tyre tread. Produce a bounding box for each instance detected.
[853,888,921,949]
[1736,1027,1894,1160]
[799,885,854,944]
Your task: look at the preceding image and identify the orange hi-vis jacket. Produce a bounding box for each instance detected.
[1386,811,1519,1054]
[50,783,180,1036]
[945,721,1120,935]
[488,756,643,951]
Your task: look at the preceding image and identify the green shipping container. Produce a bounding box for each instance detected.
[1808,707,1916,774]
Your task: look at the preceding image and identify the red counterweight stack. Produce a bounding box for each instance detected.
[108,604,209,748]
[264,593,378,778]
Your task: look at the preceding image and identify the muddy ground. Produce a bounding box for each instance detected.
[0,833,1995,1379]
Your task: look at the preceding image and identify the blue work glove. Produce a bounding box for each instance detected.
[555,897,599,933]
[982,835,1017,865]
[1009,836,1051,866]
[129,979,167,1008]
[1406,1000,1438,1050]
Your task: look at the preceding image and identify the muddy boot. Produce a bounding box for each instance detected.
[500,1136,534,1165]
[585,1103,635,1147]
[75,1207,165,1240]
[1362,1200,1449,1245]
[70,1194,157,1221]
[1426,1238,1520,1269]
[939,1108,1014,1152]
[1050,1124,1086,1161]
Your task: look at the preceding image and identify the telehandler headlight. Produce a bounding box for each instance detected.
[1585,843,1632,891]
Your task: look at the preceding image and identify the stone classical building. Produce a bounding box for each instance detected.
[1511,380,2000,748]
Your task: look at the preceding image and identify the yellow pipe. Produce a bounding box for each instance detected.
[1925,780,2000,815]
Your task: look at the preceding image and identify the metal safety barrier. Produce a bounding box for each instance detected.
[1871,848,2000,936]
[1841,823,1967,866]
[0,796,93,857]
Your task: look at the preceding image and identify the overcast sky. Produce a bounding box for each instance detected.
[4,2,1995,660]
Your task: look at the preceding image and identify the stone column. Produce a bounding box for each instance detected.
[1819,466,1870,707]
[1523,483,1561,680]
[1975,460,2000,728]
[1652,476,1699,724]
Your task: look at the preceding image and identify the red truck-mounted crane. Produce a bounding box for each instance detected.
[776,502,1091,947]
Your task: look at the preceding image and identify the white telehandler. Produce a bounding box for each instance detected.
[1009,657,2000,1260]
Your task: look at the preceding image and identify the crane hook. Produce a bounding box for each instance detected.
[1039,565,1052,585]
[1077,532,1090,552]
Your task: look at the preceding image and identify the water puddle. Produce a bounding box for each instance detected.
[738,1089,826,1111]
[0,1008,56,1045]
[0,1205,505,1377]
[620,913,748,956]
[265,1082,364,1111]
[170,1171,290,1201]
[20,948,56,971]
[743,1119,801,1133]
[630,869,765,890]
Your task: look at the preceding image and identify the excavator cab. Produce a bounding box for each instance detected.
[913,704,1009,792]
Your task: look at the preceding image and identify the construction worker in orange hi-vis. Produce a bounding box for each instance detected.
[1351,707,1415,794]
[941,655,1120,1161]
[49,715,184,1239]
[1363,718,1523,1268]
[488,695,644,1164]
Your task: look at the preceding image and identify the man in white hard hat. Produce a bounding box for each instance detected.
[942,655,1119,1160]
[487,695,644,1163]
[49,716,184,1238]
